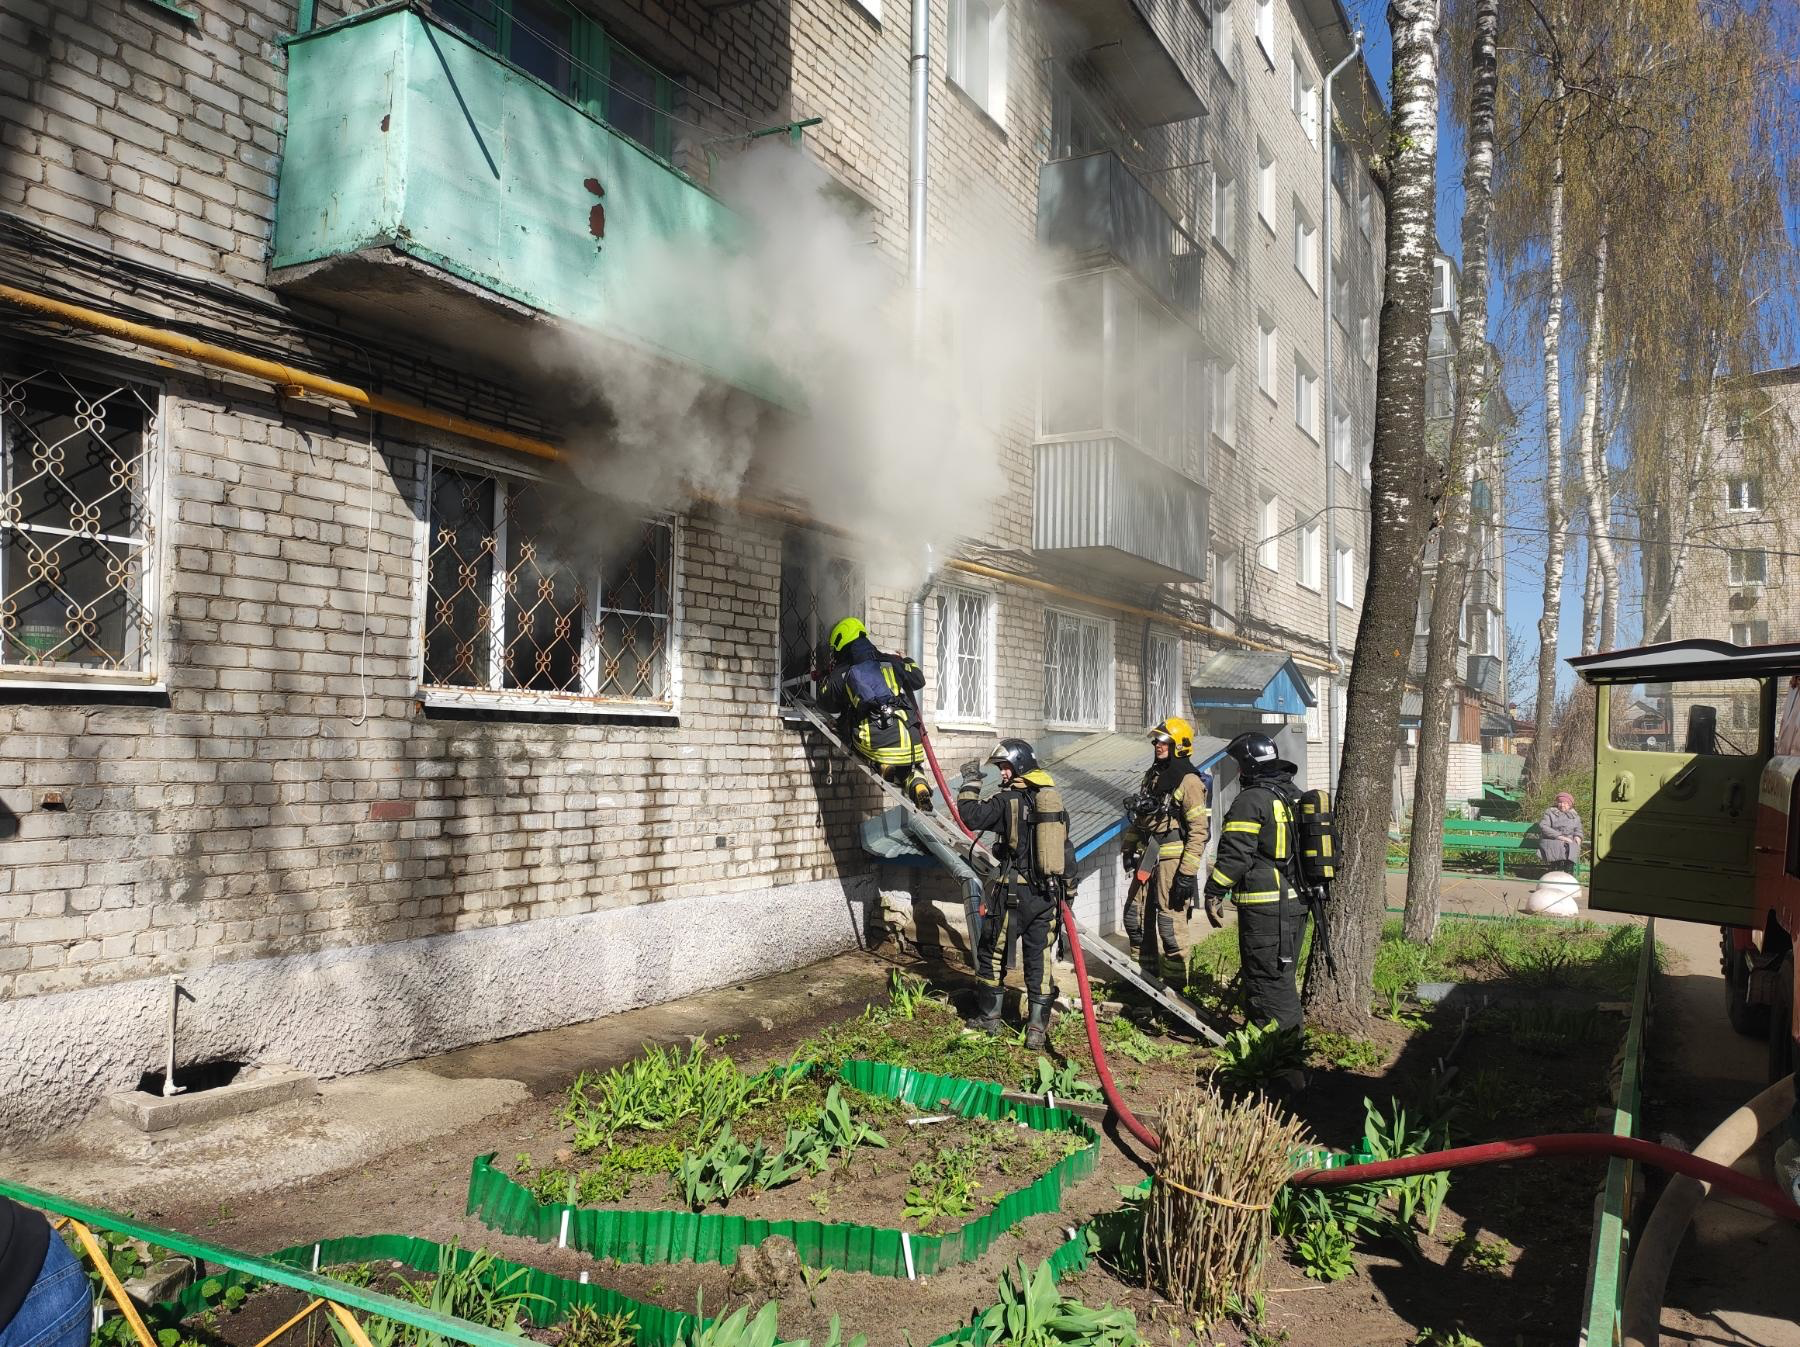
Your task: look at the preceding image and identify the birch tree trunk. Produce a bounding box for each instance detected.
[1575,215,1621,651]
[1305,0,1441,1030]
[1403,0,1499,945]
[1523,92,1568,790]
[1580,527,1599,655]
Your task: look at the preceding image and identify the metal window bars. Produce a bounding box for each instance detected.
[0,368,159,676]
[777,532,863,700]
[935,586,989,721]
[422,462,673,708]
[1146,632,1178,723]
[1043,611,1108,727]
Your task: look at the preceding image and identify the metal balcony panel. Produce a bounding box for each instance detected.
[1044,0,1208,126]
[1037,153,1203,319]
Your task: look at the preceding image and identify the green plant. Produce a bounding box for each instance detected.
[1025,1056,1102,1102]
[1304,1029,1384,1071]
[814,1083,888,1156]
[1211,1022,1306,1089]
[1415,1331,1484,1347]
[562,1039,763,1149]
[904,1146,980,1231]
[327,1264,376,1289]
[969,1259,1140,1346]
[1291,1219,1355,1282]
[1097,1015,1189,1065]
[674,1298,865,1347]
[561,1303,639,1347]
[887,968,931,1020]
[1361,1097,1450,1239]
[1455,1233,1511,1273]
[1376,987,1431,1031]
[675,1127,762,1208]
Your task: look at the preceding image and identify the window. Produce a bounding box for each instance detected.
[1728,549,1768,585]
[1335,544,1357,607]
[1299,520,1321,590]
[1292,203,1318,289]
[1212,549,1238,625]
[1332,408,1353,470]
[437,0,676,158]
[1146,631,1182,723]
[1210,358,1237,446]
[1359,306,1375,363]
[1257,317,1278,398]
[779,531,863,700]
[1333,268,1350,330]
[1331,127,1351,198]
[1257,494,1281,571]
[1043,609,1111,728]
[1726,475,1764,511]
[1306,700,1324,742]
[936,584,993,722]
[1358,178,1375,237]
[1256,140,1276,228]
[1294,358,1319,439]
[1431,257,1457,312]
[423,461,675,708]
[1291,51,1318,143]
[1212,0,1234,69]
[1731,621,1769,647]
[1211,171,1238,255]
[0,365,161,680]
[1254,0,1275,62]
[1611,681,1760,757]
[949,0,1009,126]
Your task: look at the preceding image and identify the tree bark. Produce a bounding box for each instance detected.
[1524,92,1568,792]
[1580,525,1599,655]
[1403,0,1499,946]
[1305,0,1441,1030]
[1574,213,1620,651]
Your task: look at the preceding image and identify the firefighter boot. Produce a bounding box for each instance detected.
[908,772,935,814]
[963,984,1004,1034]
[1024,997,1054,1052]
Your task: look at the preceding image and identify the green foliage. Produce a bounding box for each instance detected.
[1479,1005,1603,1056]
[1096,1015,1189,1065]
[905,1145,980,1231]
[1025,1056,1101,1102]
[561,1038,766,1149]
[671,1085,886,1209]
[1304,1030,1384,1072]
[560,1304,640,1347]
[1455,1233,1512,1273]
[887,968,932,1020]
[1415,1331,1483,1347]
[327,1244,547,1347]
[1212,1022,1306,1089]
[1291,1219,1355,1282]
[673,1300,864,1347]
[1361,1098,1449,1238]
[969,1260,1141,1347]
[675,1127,762,1208]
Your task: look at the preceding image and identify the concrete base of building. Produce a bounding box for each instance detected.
[105,1066,319,1133]
[1,874,874,1146]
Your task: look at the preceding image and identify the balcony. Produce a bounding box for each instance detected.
[1038,152,1203,320]
[270,5,778,402]
[1034,436,1209,584]
[1042,0,1209,127]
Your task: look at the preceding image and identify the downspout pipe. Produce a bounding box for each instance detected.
[908,546,934,667]
[908,0,929,350]
[1321,29,1363,788]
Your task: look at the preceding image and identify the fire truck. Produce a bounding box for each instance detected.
[1570,638,1800,1085]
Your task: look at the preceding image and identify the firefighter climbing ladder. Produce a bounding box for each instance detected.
[780,684,1227,1045]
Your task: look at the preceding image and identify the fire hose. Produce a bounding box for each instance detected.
[920,728,1800,1220]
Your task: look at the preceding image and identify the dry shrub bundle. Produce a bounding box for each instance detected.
[1142,1087,1309,1323]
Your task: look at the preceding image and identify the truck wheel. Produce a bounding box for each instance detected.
[1769,953,1795,1086]
[1724,933,1772,1038]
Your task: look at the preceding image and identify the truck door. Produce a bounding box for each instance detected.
[1590,677,1768,926]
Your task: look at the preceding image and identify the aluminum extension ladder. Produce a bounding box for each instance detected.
[780,683,1226,1045]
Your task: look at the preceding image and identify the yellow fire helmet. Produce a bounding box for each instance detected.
[828,617,869,653]
[1149,717,1195,758]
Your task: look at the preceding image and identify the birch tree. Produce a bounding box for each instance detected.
[1306,0,1442,1030]
[1403,0,1500,945]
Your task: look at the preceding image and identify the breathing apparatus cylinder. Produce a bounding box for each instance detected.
[1297,788,1337,888]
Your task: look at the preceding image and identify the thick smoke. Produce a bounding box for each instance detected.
[536,144,1047,583]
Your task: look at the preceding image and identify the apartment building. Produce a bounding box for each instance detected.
[1644,365,1800,747]
[0,0,1382,1138]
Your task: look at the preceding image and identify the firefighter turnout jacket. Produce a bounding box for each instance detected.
[957,770,1072,897]
[1122,759,1211,880]
[816,633,928,768]
[1204,770,1302,907]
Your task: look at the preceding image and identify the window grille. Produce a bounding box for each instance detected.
[1043,609,1111,728]
[1146,631,1180,723]
[778,532,863,701]
[0,367,160,678]
[936,585,991,722]
[422,461,674,708]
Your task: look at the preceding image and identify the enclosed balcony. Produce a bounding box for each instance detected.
[1034,437,1209,584]
[1037,151,1203,321]
[1041,0,1209,127]
[270,5,777,401]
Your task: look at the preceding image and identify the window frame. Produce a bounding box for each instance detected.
[1042,607,1115,731]
[1299,519,1321,591]
[1210,356,1238,448]
[935,581,996,727]
[947,0,1010,127]
[1212,548,1239,626]
[0,359,168,691]
[1294,357,1319,440]
[1257,493,1281,572]
[1731,620,1771,647]
[1254,0,1275,65]
[415,447,683,717]
[1726,475,1764,512]
[1257,317,1279,400]
[1211,168,1238,256]
[1290,49,1318,143]
[1292,200,1318,290]
[1211,0,1235,74]
[1335,544,1357,607]
[1256,140,1277,231]
[1332,406,1353,470]
[776,530,865,712]
[1727,547,1768,587]
[1146,628,1183,725]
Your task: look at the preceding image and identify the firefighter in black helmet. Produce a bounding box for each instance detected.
[957,739,1073,1050]
[1202,731,1306,1032]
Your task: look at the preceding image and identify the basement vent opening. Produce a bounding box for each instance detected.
[136,1059,245,1095]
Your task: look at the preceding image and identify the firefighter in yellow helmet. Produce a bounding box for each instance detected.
[815,617,934,811]
[1120,717,1211,986]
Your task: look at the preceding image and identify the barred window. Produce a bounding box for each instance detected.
[422,460,674,708]
[0,367,160,680]
[1043,609,1112,729]
[936,584,992,723]
[778,531,862,702]
[1146,631,1181,724]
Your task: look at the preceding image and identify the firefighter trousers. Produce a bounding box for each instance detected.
[1237,892,1306,1032]
[1123,856,1188,976]
[977,884,1055,1008]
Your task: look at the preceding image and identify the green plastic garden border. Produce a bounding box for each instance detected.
[160,1234,704,1347]
[466,1059,1099,1279]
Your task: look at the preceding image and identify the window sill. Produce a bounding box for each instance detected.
[1045,721,1112,736]
[945,76,1007,138]
[1298,580,1321,594]
[1260,214,1276,237]
[931,718,996,735]
[1212,51,1235,82]
[418,688,678,721]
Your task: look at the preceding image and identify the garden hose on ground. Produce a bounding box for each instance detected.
[919,731,1165,1153]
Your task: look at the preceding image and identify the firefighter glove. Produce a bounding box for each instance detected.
[958,758,984,784]
[1168,869,1196,911]
[1204,894,1225,929]
[1121,848,1140,875]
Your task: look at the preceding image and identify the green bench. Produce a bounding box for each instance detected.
[1439,817,1587,879]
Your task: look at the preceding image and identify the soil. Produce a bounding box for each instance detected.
[140,946,1632,1347]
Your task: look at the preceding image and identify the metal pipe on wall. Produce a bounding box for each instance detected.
[908,0,930,350]
[1321,29,1363,788]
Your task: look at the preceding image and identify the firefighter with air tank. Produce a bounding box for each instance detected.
[815,617,936,812]
[1202,731,1337,1035]
[1121,718,1212,987]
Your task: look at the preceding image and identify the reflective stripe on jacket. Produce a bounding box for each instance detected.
[1205,777,1299,905]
